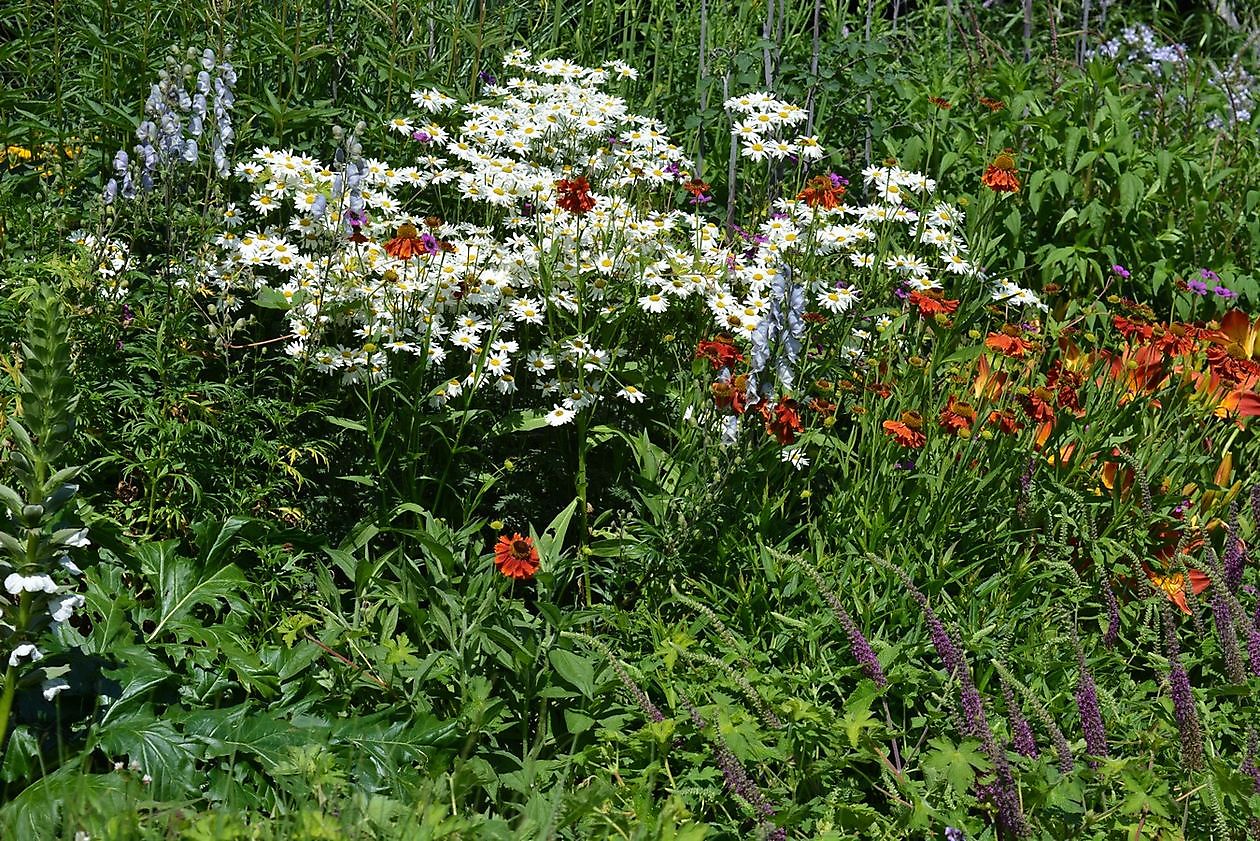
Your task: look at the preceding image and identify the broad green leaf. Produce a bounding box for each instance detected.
[549,648,597,698]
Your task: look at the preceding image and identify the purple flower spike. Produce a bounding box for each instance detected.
[1112,264,1131,279]
[1074,655,1108,765]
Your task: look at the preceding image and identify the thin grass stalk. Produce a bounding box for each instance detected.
[1077,0,1091,66]
[1024,0,1033,63]
[807,0,822,134]
[864,0,874,169]
[763,0,775,88]
[724,68,738,229]
[698,0,708,173]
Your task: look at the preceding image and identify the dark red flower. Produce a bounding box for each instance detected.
[555,176,596,215]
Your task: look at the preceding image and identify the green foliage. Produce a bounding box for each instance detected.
[0,2,1258,840]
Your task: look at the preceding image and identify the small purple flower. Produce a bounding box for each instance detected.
[828,172,849,189]
[945,828,964,841]
[893,285,910,300]
[664,161,682,179]
[410,130,432,143]
[1201,268,1221,283]
[688,193,713,205]
[521,200,536,218]
[419,232,441,257]
[1111,264,1131,279]
[1171,498,1192,518]
[478,69,496,86]
[1187,279,1209,295]
[895,459,916,471]
[121,303,134,326]
[1214,285,1237,299]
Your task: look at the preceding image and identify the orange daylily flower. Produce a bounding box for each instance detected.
[1143,565,1211,615]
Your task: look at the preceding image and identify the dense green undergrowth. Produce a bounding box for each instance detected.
[0,1,1259,839]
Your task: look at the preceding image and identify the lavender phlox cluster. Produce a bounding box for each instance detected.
[105,46,237,203]
[1090,25,1188,76]
[1206,63,1255,130]
[1090,24,1258,129]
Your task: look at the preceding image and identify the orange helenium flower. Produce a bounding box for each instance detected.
[883,411,926,448]
[796,175,846,210]
[982,150,1021,193]
[908,290,959,317]
[493,533,540,580]
[385,222,424,259]
[938,396,976,435]
[985,326,1034,359]
[766,399,803,445]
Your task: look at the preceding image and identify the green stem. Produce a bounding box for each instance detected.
[576,412,591,608]
[0,666,17,755]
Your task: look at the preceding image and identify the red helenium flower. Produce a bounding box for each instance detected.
[493,533,540,580]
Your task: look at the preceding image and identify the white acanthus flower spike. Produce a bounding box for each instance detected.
[43,678,70,701]
[50,593,85,623]
[9,643,43,667]
[62,529,91,549]
[5,573,58,595]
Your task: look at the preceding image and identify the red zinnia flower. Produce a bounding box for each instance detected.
[555,177,596,215]
[493,533,540,580]
[982,150,1021,193]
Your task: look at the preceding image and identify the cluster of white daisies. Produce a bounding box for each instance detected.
[191,51,1045,426]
